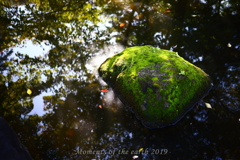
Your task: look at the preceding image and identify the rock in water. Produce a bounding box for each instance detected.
[98,46,212,128]
[0,117,33,160]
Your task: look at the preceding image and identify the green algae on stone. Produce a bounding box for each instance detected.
[98,45,212,128]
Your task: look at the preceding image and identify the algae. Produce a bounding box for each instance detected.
[98,45,212,128]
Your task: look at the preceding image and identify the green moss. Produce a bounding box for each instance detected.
[151,77,159,81]
[98,45,212,128]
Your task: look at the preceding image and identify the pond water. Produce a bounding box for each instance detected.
[0,0,240,159]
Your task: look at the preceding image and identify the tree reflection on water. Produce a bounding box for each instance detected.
[0,0,240,159]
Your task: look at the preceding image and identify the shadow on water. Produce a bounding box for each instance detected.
[0,0,240,159]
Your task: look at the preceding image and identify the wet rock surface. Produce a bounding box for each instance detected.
[98,46,212,128]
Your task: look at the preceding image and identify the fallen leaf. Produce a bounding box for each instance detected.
[178,70,186,75]
[205,103,212,109]
[164,9,172,13]
[191,14,201,17]
[119,23,126,27]
[27,89,32,95]
[100,89,108,92]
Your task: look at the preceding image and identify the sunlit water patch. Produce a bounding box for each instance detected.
[86,44,125,109]
[86,44,124,74]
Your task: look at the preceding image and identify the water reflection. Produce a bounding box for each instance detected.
[0,0,240,159]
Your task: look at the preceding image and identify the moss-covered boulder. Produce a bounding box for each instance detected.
[98,45,212,128]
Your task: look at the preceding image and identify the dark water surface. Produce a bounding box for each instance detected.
[0,0,240,159]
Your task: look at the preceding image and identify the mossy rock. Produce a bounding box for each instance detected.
[98,45,212,128]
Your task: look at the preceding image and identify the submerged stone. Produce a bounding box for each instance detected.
[98,46,212,128]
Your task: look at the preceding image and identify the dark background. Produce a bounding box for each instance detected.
[0,0,239,159]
